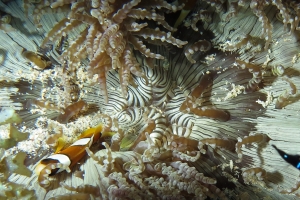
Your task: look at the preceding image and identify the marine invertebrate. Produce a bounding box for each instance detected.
[184,39,211,63]
[1,0,300,199]
[236,133,270,163]
[25,0,187,103]
[242,167,267,186]
[275,77,297,109]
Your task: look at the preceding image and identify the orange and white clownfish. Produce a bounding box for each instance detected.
[272,145,300,170]
[35,124,113,188]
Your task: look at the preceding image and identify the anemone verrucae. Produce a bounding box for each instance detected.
[1,0,300,199]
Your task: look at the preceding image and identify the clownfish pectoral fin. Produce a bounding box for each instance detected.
[272,145,300,170]
[102,131,116,138]
[79,124,103,139]
[54,137,66,153]
[94,124,103,134]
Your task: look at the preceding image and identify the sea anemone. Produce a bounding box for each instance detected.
[1,0,300,199]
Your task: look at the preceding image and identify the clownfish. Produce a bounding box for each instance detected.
[272,145,300,170]
[35,124,114,188]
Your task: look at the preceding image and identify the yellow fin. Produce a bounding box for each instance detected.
[94,124,103,134]
[54,137,66,153]
[79,124,103,139]
[102,131,116,138]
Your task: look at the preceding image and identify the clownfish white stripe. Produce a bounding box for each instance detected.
[71,134,95,147]
[71,137,92,147]
[47,154,71,167]
[41,180,49,184]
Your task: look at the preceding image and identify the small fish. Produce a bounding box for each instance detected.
[35,124,104,177]
[272,145,300,169]
[35,124,116,189]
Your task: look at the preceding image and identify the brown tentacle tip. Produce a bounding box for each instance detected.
[190,106,230,122]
